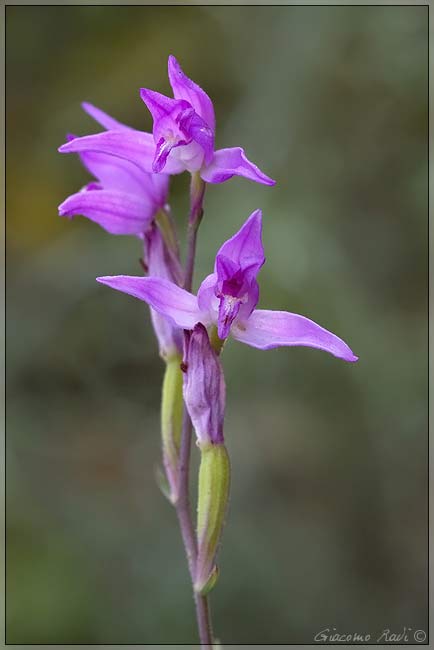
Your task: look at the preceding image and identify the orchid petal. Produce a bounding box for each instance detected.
[177,109,214,165]
[201,147,275,186]
[140,89,189,124]
[216,209,265,275]
[232,309,358,362]
[74,149,157,199]
[58,189,155,235]
[96,276,206,330]
[81,102,132,131]
[197,273,219,313]
[58,130,185,175]
[168,55,216,132]
[217,295,242,340]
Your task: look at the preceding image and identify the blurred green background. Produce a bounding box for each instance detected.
[6,5,427,644]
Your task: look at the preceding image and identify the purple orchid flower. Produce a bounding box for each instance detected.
[58,57,275,187]
[96,210,358,363]
[58,102,169,235]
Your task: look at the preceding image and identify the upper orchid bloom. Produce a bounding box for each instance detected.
[58,57,275,187]
[58,102,169,235]
[97,210,358,363]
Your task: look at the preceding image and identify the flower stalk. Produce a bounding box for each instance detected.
[184,172,206,292]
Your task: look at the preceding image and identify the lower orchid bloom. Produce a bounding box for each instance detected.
[58,102,170,235]
[96,210,358,363]
[58,56,275,187]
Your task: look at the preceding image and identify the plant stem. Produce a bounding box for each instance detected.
[175,408,214,648]
[174,172,213,647]
[184,172,206,292]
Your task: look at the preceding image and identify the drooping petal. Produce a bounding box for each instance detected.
[168,55,216,132]
[58,188,156,235]
[75,149,160,200]
[201,147,275,186]
[81,102,132,131]
[232,309,359,362]
[216,209,265,275]
[183,323,225,446]
[96,276,206,329]
[58,130,185,175]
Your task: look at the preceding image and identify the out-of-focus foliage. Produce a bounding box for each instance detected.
[6,5,427,643]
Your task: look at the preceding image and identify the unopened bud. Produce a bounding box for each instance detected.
[160,353,183,503]
[195,443,230,594]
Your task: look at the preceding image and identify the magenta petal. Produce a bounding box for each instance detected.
[176,109,214,165]
[168,55,215,132]
[232,310,358,362]
[140,89,188,123]
[81,102,131,131]
[201,147,275,186]
[76,149,159,200]
[58,189,155,235]
[216,209,265,274]
[96,276,205,330]
[58,130,185,175]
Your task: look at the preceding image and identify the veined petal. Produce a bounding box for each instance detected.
[217,295,242,340]
[201,147,275,186]
[58,130,185,175]
[96,276,206,330]
[168,55,215,132]
[216,209,265,274]
[75,149,161,200]
[81,102,132,131]
[58,188,156,235]
[232,310,358,362]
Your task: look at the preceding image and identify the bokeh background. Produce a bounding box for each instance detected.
[6,5,427,644]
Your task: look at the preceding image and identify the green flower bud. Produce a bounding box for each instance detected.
[195,443,230,594]
[160,353,183,504]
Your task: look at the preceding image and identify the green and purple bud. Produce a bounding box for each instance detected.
[160,352,183,504]
[182,324,230,594]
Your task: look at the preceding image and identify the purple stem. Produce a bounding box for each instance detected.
[174,173,213,647]
[183,172,206,293]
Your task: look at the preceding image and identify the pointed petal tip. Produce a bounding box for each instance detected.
[248,208,263,226]
[96,276,113,285]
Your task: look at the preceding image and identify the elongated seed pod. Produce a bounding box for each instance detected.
[160,354,183,503]
[195,443,230,594]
